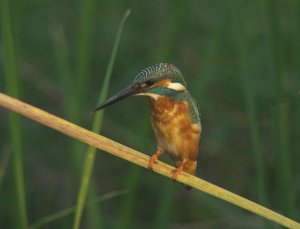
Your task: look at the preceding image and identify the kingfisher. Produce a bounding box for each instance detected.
[94,63,201,189]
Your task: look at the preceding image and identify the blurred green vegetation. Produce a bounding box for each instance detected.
[0,0,299,228]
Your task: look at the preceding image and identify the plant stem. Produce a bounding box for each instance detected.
[0,1,28,228]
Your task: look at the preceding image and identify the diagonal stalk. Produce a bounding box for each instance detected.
[72,9,131,229]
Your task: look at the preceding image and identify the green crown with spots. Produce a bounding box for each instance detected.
[133,63,187,87]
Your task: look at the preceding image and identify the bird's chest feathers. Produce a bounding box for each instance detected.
[149,96,200,160]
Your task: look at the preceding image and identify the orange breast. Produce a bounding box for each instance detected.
[149,96,201,174]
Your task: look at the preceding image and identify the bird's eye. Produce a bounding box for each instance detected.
[146,80,155,86]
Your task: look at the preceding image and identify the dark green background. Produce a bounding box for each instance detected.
[1,0,299,228]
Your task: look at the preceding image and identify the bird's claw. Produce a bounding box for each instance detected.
[149,157,157,171]
[149,150,161,171]
[172,159,187,181]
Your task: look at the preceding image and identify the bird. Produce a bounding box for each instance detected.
[94,63,201,189]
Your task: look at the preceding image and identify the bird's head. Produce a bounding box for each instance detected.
[94,63,187,111]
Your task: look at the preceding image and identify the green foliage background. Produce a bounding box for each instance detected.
[0,0,299,228]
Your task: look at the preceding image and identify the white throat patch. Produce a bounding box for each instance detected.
[167,82,186,91]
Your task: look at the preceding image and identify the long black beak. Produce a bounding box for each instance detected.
[93,84,143,112]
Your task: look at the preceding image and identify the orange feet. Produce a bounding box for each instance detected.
[149,150,161,171]
[172,159,187,181]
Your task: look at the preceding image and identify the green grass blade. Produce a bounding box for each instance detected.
[265,0,296,217]
[30,190,127,229]
[117,166,141,229]
[69,0,98,175]
[153,182,176,229]
[74,0,97,120]
[94,9,131,110]
[53,0,99,226]
[52,26,74,118]
[72,9,131,229]
[0,147,11,188]
[231,2,269,227]
[52,20,82,229]
[0,0,28,228]
[294,0,300,176]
